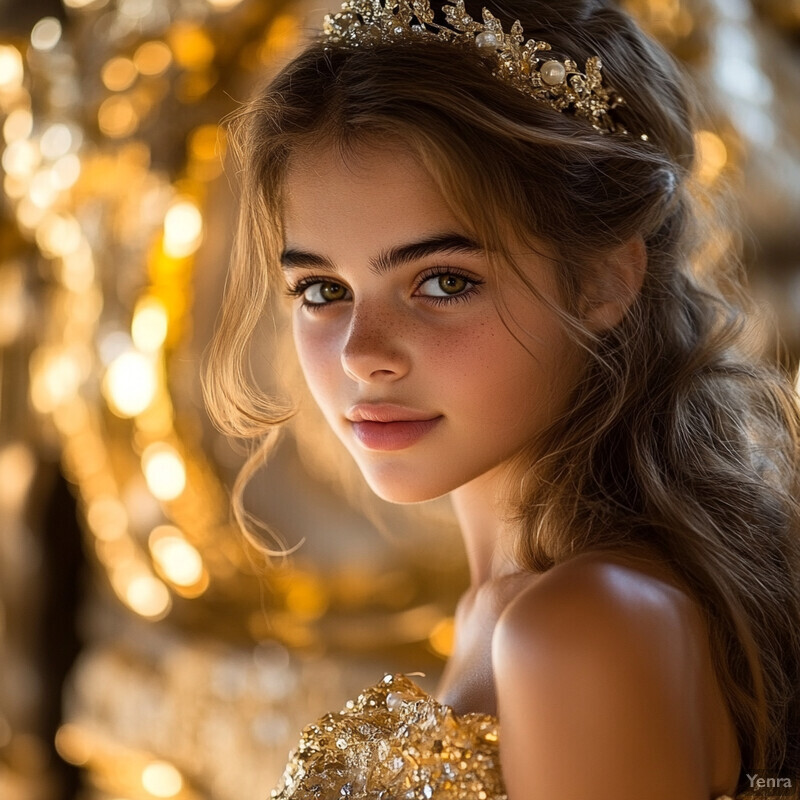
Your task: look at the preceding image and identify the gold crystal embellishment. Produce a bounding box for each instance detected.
[270,673,507,799]
[321,0,628,134]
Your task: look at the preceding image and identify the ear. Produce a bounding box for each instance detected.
[579,236,647,332]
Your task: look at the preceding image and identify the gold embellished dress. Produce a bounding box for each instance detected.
[270,672,747,800]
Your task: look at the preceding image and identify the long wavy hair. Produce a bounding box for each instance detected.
[203,0,800,790]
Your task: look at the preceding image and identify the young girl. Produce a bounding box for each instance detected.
[203,0,800,797]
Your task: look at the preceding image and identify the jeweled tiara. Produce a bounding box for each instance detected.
[320,0,638,136]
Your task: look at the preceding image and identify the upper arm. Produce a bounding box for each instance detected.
[491,562,710,800]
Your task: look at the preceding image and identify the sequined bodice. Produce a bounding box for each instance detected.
[270,673,743,800]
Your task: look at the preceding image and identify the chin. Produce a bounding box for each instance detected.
[361,472,453,505]
[367,482,447,505]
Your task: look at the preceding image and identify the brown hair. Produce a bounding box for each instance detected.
[203,0,800,790]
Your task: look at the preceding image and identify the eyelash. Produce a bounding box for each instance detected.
[283,267,484,313]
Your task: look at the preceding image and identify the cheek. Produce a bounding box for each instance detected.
[418,320,491,369]
[292,317,340,399]
[452,313,577,420]
[420,319,536,416]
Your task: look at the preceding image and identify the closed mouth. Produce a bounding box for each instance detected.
[348,416,443,451]
[347,403,440,424]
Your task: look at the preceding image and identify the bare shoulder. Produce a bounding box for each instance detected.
[491,551,703,715]
[491,553,714,800]
[495,549,697,650]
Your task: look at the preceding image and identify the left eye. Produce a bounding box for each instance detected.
[418,274,470,297]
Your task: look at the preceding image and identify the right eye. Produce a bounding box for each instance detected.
[286,279,351,309]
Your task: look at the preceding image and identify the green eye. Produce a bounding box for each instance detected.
[306,281,347,303]
[319,282,347,301]
[437,274,467,295]
[420,273,470,297]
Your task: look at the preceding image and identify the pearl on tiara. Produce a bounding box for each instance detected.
[320,0,632,135]
[540,59,567,86]
[474,30,499,49]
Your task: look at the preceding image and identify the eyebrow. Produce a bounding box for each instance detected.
[280,232,486,276]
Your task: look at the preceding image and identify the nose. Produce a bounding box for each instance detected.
[340,305,410,383]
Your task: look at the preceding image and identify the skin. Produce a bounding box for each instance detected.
[282,141,586,588]
[280,141,741,799]
[282,144,582,502]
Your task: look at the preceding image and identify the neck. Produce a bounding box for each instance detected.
[449,465,521,589]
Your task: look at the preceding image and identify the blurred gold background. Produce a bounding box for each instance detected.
[0,0,799,798]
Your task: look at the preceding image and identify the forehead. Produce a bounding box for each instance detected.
[282,142,466,247]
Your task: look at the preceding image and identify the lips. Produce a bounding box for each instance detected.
[346,404,442,450]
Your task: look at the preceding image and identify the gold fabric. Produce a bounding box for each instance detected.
[270,672,744,800]
[270,673,504,799]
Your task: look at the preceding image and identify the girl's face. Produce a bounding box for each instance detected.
[281,143,583,504]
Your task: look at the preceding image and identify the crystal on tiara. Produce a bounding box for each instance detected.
[320,0,630,135]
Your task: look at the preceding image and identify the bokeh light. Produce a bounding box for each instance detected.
[120,0,156,21]
[188,123,222,160]
[59,240,95,292]
[54,723,93,767]
[149,526,206,589]
[103,350,158,417]
[133,40,172,76]
[141,760,183,797]
[30,346,86,413]
[40,123,74,159]
[695,129,728,185]
[36,214,83,258]
[0,45,24,90]
[98,96,140,138]
[86,495,129,542]
[162,199,203,258]
[29,170,59,209]
[2,139,40,178]
[207,0,245,8]
[16,196,47,231]
[102,57,138,92]
[141,443,186,501]
[131,296,169,352]
[285,571,329,620]
[126,574,171,618]
[30,17,63,52]
[51,153,82,191]
[168,23,215,70]
[111,564,171,619]
[428,616,455,658]
[3,108,33,142]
